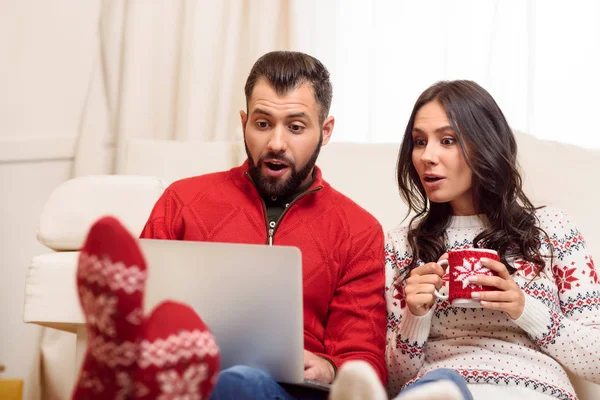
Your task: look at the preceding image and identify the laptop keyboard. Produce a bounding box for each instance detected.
[304,379,332,391]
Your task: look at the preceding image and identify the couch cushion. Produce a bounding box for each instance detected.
[515,131,599,259]
[37,175,166,251]
[317,142,405,233]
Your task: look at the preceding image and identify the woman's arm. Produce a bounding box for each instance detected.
[385,229,435,396]
[514,210,600,382]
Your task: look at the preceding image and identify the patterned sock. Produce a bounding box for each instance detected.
[134,300,221,399]
[72,216,148,400]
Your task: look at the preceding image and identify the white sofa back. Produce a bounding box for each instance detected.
[516,132,600,255]
[123,139,246,185]
[119,134,599,259]
[38,133,599,256]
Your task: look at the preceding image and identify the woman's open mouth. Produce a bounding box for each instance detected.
[422,175,445,188]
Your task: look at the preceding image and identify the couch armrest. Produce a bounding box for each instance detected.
[569,371,600,400]
[23,252,83,333]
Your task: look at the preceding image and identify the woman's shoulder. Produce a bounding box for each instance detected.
[386,223,411,243]
[533,206,588,259]
[533,206,578,233]
[385,224,415,274]
[385,223,412,255]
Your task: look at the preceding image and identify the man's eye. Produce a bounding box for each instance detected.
[290,124,304,133]
[257,121,270,129]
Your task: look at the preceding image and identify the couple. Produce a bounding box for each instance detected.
[72,51,600,400]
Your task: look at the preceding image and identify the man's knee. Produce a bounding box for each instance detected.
[217,365,272,386]
[211,365,282,400]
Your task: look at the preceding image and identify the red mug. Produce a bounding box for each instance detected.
[433,248,500,307]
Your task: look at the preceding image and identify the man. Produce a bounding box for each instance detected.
[140,51,387,399]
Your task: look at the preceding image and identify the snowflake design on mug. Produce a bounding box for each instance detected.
[453,257,489,288]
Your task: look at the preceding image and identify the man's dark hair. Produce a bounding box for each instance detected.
[244,51,333,124]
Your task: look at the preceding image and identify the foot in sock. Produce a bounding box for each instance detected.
[134,300,221,399]
[72,216,148,399]
[329,360,387,400]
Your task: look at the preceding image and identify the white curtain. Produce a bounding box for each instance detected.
[73,0,292,176]
[289,0,600,148]
[74,0,600,178]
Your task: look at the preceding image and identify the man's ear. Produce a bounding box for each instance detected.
[321,116,335,146]
[240,110,248,133]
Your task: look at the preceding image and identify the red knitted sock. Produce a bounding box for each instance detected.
[72,216,148,400]
[133,301,221,399]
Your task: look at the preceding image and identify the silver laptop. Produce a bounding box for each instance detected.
[138,239,331,392]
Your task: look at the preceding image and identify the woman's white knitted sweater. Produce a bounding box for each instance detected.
[385,208,600,400]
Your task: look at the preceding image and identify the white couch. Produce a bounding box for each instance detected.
[23,133,600,399]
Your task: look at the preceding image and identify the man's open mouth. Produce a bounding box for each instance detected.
[265,161,289,171]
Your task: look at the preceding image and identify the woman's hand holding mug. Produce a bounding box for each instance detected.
[429,249,525,319]
[470,257,526,319]
[405,254,448,316]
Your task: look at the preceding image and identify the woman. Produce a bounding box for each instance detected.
[331,80,600,400]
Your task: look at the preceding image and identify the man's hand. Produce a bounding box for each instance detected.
[303,350,335,383]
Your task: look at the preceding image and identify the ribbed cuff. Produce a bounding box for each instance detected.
[512,295,554,338]
[397,307,434,343]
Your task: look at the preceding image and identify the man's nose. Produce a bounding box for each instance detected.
[267,126,288,154]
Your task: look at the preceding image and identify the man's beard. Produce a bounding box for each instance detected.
[246,134,323,199]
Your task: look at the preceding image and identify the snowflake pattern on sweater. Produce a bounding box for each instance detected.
[385,208,600,400]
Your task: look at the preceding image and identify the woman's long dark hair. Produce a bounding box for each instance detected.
[397,80,550,276]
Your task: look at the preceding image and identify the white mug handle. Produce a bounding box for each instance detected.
[433,259,449,300]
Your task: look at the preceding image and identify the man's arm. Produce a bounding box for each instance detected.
[139,188,183,239]
[313,222,387,384]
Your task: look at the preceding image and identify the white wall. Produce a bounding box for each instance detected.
[0,1,99,398]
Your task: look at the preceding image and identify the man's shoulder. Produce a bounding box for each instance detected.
[166,170,235,204]
[323,185,382,234]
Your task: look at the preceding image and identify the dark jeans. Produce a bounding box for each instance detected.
[210,365,472,400]
[210,365,328,400]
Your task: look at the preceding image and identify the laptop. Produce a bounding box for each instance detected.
[138,239,331,392]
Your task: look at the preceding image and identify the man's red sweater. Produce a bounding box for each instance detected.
[140,162,387,383]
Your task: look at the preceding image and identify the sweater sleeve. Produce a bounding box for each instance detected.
[139,187,184,239]
[513,209,600,383]
[313,222,387,385]
[385,228,433,396]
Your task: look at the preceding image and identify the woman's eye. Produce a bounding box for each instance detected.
[442,138,456,145]
[413,139,426,147]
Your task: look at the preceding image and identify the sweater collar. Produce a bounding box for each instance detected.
[448,214,488,229]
